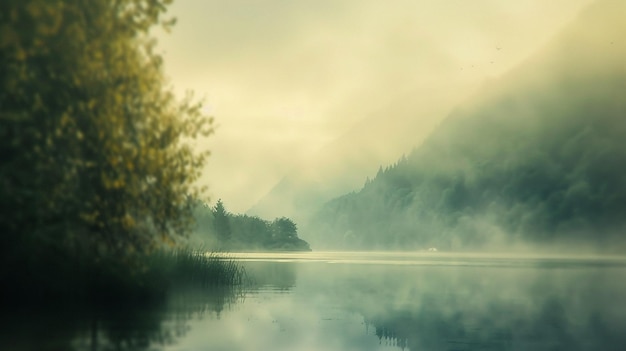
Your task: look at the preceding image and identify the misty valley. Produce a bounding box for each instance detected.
[3,0,626,350]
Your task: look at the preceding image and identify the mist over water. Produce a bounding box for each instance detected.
[3,1,625,350]
[4,252,624,351]
[182,252,626,351]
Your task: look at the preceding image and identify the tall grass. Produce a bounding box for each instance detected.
[88,248,248,306]
[168,250,247,288]
[0,248,248,350]
[0,247,248,309]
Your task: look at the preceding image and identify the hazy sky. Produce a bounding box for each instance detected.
[156,0,592,213]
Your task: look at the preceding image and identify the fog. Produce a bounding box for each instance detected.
[64,254,626,351]
[304,0,626,252]
[5,252,626,350]
[155,0,592,214]
[237,254,626,351]
[154,0,626,253]
[4,1,626,350]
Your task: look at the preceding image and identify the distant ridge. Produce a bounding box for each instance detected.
[247,89,455,222]
[305,0,626,252]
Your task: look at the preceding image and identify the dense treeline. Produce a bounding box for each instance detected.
[192,200,311,251]
[306,1,626,252]
[310,99,626,251]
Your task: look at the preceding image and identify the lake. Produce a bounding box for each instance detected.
[3,252,626,351]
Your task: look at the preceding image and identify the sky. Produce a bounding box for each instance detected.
[155,0,593,213]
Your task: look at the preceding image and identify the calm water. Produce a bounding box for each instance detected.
[4,252,626,351]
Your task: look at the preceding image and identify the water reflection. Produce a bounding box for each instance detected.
[2,253,625,351]
[167,254,626,351]
[317,261,626,351]
[0,286,243,351]
[243,261,297,291]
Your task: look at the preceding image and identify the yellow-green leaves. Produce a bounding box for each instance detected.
[1,0,213,260]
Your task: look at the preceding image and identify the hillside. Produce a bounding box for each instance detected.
[305,0,626,251]
[247,89,456,222]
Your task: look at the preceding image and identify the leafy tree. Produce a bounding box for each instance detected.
[0,0,212,263]
[272,217,298,240]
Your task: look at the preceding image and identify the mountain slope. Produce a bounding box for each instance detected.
[305,0,626,251]
[247,88,456,222]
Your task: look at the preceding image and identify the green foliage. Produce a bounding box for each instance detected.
[307,23,626,251]
[192,200,311,251]
[0,0,212,263]
[152,249,246,290]
[311,93,626,250]
[272,217,298,240]
[213,199,232,245]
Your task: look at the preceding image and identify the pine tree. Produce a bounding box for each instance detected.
[213,199,232,245]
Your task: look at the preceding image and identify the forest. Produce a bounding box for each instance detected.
[192,200,311,251]
[306,4,626,252]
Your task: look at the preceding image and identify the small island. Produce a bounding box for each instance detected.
[191,199,311,252]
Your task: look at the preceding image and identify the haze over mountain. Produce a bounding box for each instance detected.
[182,1,595,216]
[304,0,626,251]
[247,88,460,222]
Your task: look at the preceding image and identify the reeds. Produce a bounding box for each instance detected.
[167,249,246,288]
[0,247,247,309]
[0,249,248,350]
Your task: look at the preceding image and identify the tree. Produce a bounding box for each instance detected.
[213,199,231,245]
[272,217,298,240]
[0,0,212,262]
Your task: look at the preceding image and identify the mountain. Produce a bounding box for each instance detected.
[247,88,458,223]
[304,0,626,252]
